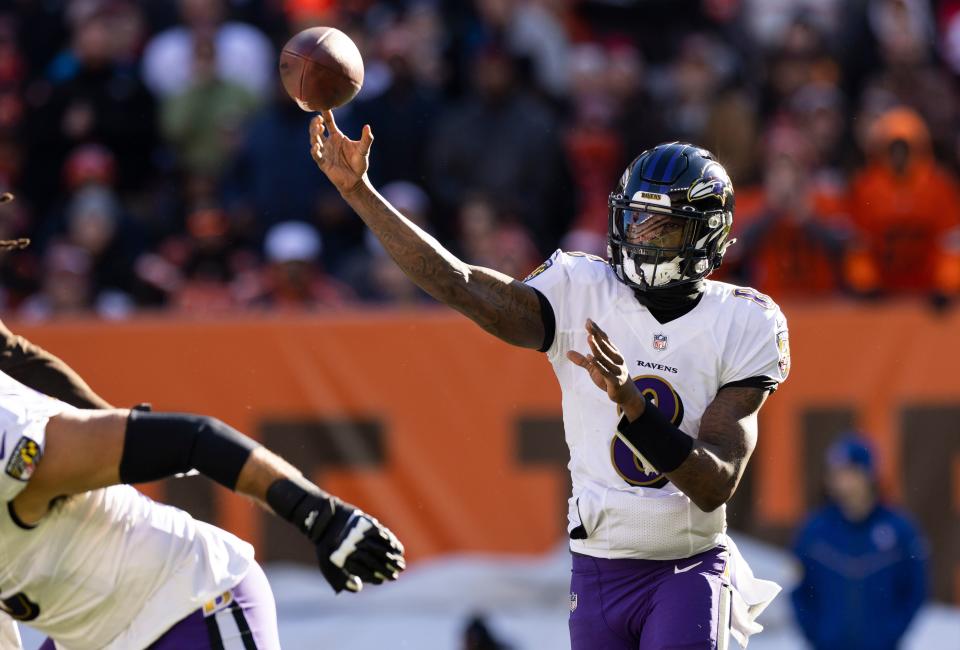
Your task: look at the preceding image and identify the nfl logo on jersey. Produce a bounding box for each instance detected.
[653,333,668,351]
[569,592,578,612]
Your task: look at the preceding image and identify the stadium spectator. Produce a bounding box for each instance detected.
[341,181,432,304]
[759,15,837,124]
[427,45,572,251]
[661,33,758,182]
[31,142,121,245]
[61,142,116,191]
[159,203,258,313]
[60,185,142,301]
[160,35,260,178]
[791,435,928,650]
[254,220,353,310]
[456,195,540,281]
[605,42,665,167]
[224,88,326,230]
[742,0,845,49]
[21,4,157,211]
[846,107,960,294]
[504,0,574,99]
[723,127,849,297]
[857,0,957,162]
[105,0,148,70]
[463,614,512,650]
[18,243,96,320]
[141,0,273,100]
[561,44,623,256]
[348,16,442,186]
[787,81,853,183]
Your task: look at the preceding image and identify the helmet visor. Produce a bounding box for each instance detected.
[621,209,687,250]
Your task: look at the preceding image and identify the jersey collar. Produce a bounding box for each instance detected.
[632,280,706,324]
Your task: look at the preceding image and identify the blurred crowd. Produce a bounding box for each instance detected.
[1,0,959,319]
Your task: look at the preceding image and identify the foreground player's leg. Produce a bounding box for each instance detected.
[638,546,731,650]
[36,562,280,650]
[147,561,280,650]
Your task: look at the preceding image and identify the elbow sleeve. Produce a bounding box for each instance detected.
[119,410,260,489]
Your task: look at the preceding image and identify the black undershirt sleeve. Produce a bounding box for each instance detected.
[7,502,37,530]
[530,287,556,353]
[719,375,779,393]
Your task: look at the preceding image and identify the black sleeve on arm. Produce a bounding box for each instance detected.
[719,376,779,393]
[0,320,111,409]
[120,411,261,489]
[530,287,556,353]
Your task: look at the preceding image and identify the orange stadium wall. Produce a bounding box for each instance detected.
[9,302,960,603]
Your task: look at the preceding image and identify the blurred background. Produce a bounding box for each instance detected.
[3,0,960,647]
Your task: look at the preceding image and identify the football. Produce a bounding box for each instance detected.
[279,26,364,112]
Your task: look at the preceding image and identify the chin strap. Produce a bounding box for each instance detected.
[715,237,737,268]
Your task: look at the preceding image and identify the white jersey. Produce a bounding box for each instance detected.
[525,250,790,560]
[0,612,22,649]
[0,372,254,650]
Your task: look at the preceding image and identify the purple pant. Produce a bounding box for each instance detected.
[569,546,732,650]
[40,561,280,650]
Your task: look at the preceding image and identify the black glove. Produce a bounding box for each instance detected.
[266,476,405,593]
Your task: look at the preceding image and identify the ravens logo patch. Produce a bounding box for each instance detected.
[523,258,553,282]
[5,436,41,482]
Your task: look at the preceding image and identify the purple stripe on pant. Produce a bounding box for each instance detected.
[569,545,730,650]
[40,561,280,650]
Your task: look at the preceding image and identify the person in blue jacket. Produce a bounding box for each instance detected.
[791,434,928,650]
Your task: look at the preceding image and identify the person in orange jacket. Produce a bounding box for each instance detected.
[722,127,850,298]
[846,107,960,296]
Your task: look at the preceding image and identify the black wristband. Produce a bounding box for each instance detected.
[616,397,693,473]
[265,475,337,538]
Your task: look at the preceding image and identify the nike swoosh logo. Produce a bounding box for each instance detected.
[674,561,702,574]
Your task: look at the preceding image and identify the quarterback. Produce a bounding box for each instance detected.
[0,371,404,649]
[311,114,788,649]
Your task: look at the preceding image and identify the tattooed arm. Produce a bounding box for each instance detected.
[308,112,545,349]
[569,319,767,512]
[662,386,765,512]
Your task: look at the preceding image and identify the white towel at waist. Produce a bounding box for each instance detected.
[724,534,782,648]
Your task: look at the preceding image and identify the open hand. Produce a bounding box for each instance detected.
[309,110,373,196]
[567,319,646,419]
